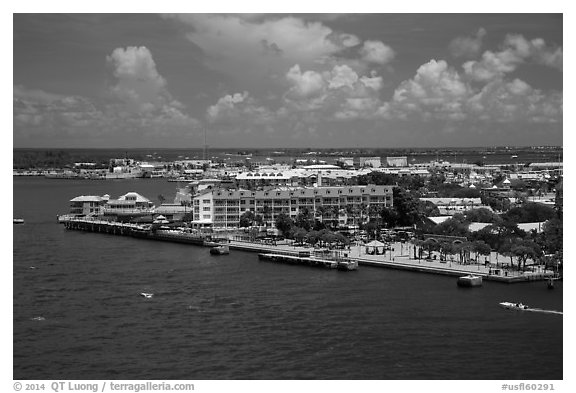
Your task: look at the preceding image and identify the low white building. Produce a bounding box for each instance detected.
[103,192,155,216]
[359,157,381,168]
[420,198,484,215]
[386,156,408,167]
[69,195,107,216]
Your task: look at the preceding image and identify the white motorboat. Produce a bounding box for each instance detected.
[210,245,230,255]
[457,274,482,287]
[499,302,529,310]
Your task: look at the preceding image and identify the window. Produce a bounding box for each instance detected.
[202,199,210,204]
[203,207,211,211]
[203,214,211,219]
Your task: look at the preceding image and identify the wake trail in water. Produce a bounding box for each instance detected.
[527,308,563,315]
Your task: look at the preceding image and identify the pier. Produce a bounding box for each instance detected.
[257,251,358,270]
[60,217,555,282]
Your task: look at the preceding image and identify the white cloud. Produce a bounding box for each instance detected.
[328,65,359,89]
[285,65,325,97]
[165,14,363,80]
[378,58,561,125]
[463,34,563,82]
[207,91,274,125]
[106,46,200,129]
[107,46,170,112]
[466,78,562,123]
[359,40,395,65]
[282,64,385,120]
[386,59,470,120]
[449,27,487,59]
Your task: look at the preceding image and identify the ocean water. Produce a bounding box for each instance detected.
[12,178,563,380]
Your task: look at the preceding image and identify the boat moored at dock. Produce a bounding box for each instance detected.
[457,274,483,287]
[210,245,230,255]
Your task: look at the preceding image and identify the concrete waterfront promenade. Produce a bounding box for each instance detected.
[60,217,554,283]
[227,239,555,283]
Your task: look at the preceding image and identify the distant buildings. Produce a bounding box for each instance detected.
[359,156,381,168]
[386,156,408,167]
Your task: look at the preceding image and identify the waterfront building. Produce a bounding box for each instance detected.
[69,195,107,216]
[103,192,155,216]
[191,184,394,229]
[154,204,190,222]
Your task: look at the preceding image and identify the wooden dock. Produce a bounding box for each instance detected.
[258,252,357,271]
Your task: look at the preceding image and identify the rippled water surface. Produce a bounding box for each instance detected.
[13,178,563,380]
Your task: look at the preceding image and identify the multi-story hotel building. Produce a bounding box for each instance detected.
[191,184,394,229]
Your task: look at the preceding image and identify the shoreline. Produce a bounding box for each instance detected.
[61,217,555,283]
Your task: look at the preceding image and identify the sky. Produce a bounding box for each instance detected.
[12,11,564,148]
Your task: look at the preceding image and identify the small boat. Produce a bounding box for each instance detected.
[337,260,358,271]
[140,292,154,299]
[13,218,25,224]
[210,245,230,255]
[457,274,483,287]
[499,302,529,310]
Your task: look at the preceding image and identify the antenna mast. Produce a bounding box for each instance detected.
[203,128,208,161]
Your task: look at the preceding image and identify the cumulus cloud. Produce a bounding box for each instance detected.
[14,86,110,138]
[378,58,562,124]
[207,91,274,125]
[107,46,170,111]
[328,64,359,89]
[359,40,395,65]
[463,34,563,82]
[163,14,395,91]
[383,59,470,120]
[14,47,203,144]
[283,64,385,120]
[165,14,362,76]
[106,46,200,128]
[285,65,325,97]
[466,78,562,123]
[449,28,487,59]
